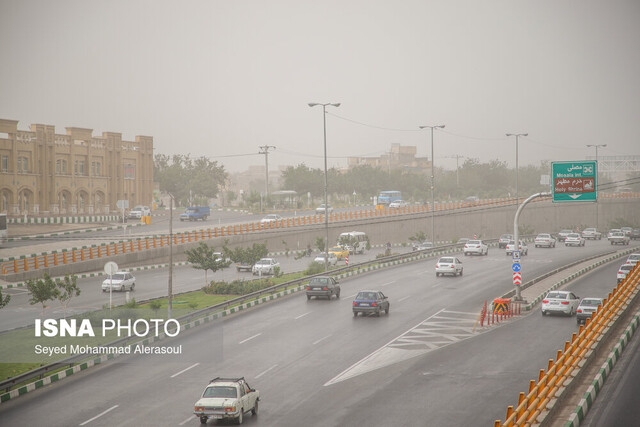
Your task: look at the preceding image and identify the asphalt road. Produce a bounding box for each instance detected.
[0,239,635,426]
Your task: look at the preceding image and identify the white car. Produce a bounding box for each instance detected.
[102,272,136,292]
[617,263,635,283]
[534,233,556,248]
[608,231,630,245]
[557,229,573,242]
[463,240,488,256]
[626,253,640,265]
[435,257,463,277]
[252,258,280,275]
[564,233,585,247]
[581,228,602,240]
[315,204,333,214]
[505,240,528,256]
[260,214,283,224]
[389,200,409,208]
[193,377,259,425]
[541,290,580,316]
[313,252,338,266]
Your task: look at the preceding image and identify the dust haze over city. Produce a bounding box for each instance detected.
[1,0,639,175]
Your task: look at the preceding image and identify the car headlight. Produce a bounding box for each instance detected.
[194,406,204,412]
[224,406,236,412]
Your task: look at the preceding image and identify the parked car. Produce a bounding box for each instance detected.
[315,204,333,214]
[435,257,463,277]
[463,240,488,256]
[498,234,513,249]
[617,263,635,283]
[534,233,556,248]
[127,205,150,219]
[576,297,603,324]
[313,252,338,266]
[626,253,640,265]
[102,271,136,292]
[193,377,259,425]
[565,233,586,247]
[306,276,340,300]
[252,258,280,275]
[389,200,409,208]
[608,231,630,245]
[541,290,580,316]
[630,229,640,240]
[352,290,390,317]
[260,214,283,224]
[505,240,528,256]
[581,228,602,240]
[557,229,573,242]
[328,245,349,260]
[413,241,434,251]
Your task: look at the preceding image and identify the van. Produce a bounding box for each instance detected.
[337,231,368,255]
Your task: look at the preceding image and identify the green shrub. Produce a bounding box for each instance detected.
[304,262,325,276]
[202,279,275,295]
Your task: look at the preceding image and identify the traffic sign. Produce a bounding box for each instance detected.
[513,271,522,286]
[551,161,597,203]
[512,263,521,272]
[104,261,118,275]
[512,251,521,262]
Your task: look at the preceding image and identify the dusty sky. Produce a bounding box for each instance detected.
[1,0,639,172]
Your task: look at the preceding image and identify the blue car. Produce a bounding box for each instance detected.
[352,290,390,317]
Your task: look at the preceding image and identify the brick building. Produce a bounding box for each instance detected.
[0,119,153,215]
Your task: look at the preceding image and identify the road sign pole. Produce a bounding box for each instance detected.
[513,192,551,301]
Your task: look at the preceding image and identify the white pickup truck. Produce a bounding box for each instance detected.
[194,377,259,424]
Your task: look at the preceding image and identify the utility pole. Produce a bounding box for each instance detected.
[259,145,276,198]
[168,194,173,319]
[446,154,465,188]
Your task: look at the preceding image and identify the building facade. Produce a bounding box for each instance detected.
[0,119,153,215]
[347,143,430,173]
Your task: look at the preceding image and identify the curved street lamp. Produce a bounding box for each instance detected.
[506,133,528,207]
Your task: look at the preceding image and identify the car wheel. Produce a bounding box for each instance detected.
[376,309,381,317]
[464,252,468,256]
[485,249,488,256]
[336,290,340,299]
[252,401,258,416]
[459,269,463,276]
[353,311,358,317]
[307,295,311,300]
[542,310,546,316]
[385,304,390,314]
[436,272,440,277]
[130,283,135,291]
[577,318,581,325]
[200,416,208,424]
[120,285,125,292]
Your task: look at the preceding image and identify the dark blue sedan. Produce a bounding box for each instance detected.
[352,290,390,317]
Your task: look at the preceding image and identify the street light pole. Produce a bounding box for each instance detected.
[419,125,445,243]
[586,144,606,230]
[259,145,276,199]
[309,102,340,271]
[506,133,528,207]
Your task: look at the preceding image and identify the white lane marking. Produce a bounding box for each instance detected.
[398,295,410,302]
[170,363,200,378]
[239,333,262,344]
[179,416,193,425]
[79,405,119,425]
[313,334,332,345]
[255,364,278,379]
[345,293,358,299]
[325,308,447,387]
[295,311,311,320]
[380,281,395,287]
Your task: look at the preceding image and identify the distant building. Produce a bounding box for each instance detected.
[347,143,430,173]
[0,119,153,215]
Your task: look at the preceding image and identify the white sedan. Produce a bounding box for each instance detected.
[505,240,528,256]
[435,257,463,277]
[260,214,283,224]
[313,252,338,266]
[389,200,409,208]
[534,233,556,248]
[252,258,280,275]
[541,290,580,316]
[463,240,488,256]
[102,272,136,292]
[565,233,585,247]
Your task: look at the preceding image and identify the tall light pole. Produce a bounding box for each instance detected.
[309,102,340,271]
[506,133,528,207]
[446,154,465,188]
[586,144,606,230]
[259,145,276,199]
[419,125,445,243]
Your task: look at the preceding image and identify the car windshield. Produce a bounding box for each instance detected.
[546,292,566,299]
[580,299,601,306]
[203,386,237,398]
[568,234,580,238]
[256,259,270,265]
[109,273,126,281]
[467,240,481,245]
[310,277,329,284]
[439,258,454,263]
[356,292,377,300]
[500,235,512,239]
[620,265,632,272]
[537,234,550,238]
[560,230,572,234]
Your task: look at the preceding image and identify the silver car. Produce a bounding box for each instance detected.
[564,233,585,247]
[534,233,556,248]
[435,257,463,277]
[252,258,280,275]
[541,290,580,316]
[102,272,136,292]
[576,297,603,324]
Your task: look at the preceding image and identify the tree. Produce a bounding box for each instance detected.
[26,274,59,316]
[55,274,81,318]
[223,243,269,267]
[185,242,232,285]
[315,236,326,254]
[0,288,10,309]
[154,154,228,206]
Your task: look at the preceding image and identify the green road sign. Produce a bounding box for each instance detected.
[552,161,597,202]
